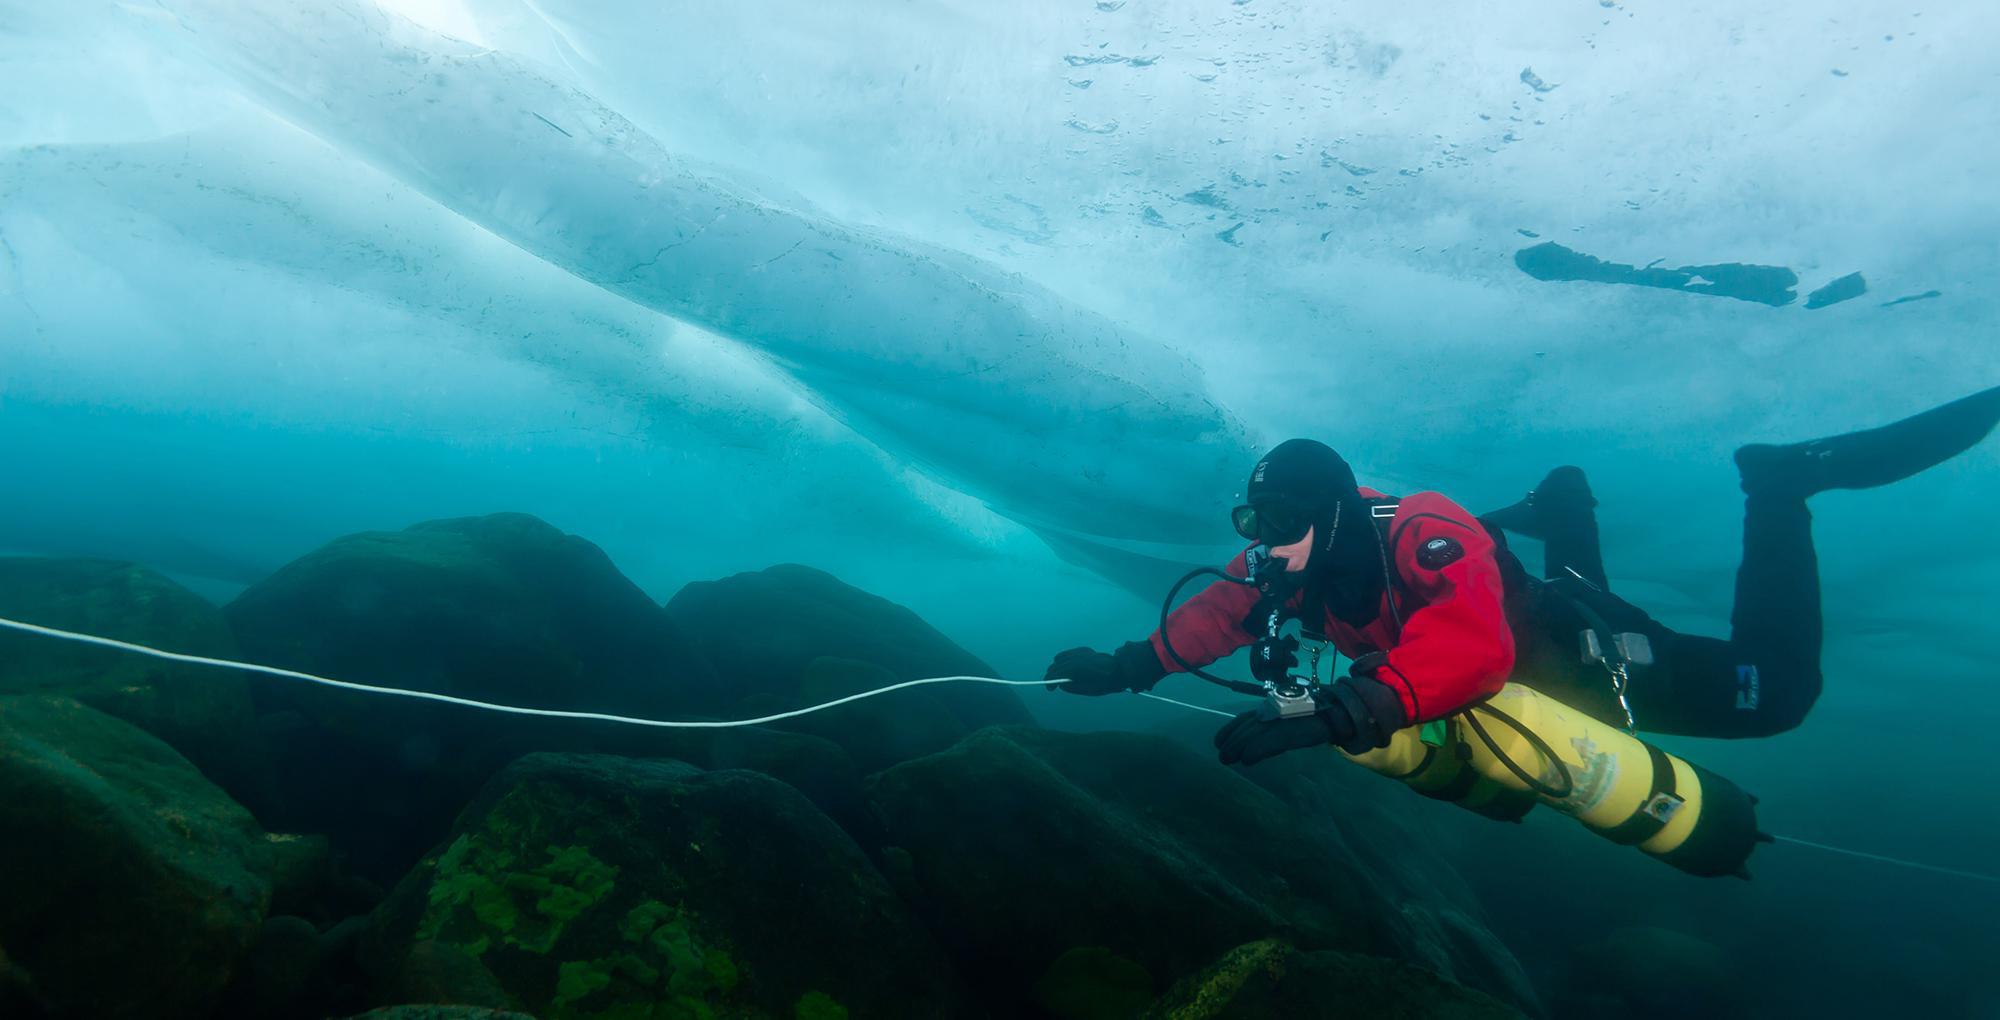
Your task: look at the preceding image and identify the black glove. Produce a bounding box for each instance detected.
[1335,657,1410,752]
[1212,672,1410,765]
[1043,640,1168,696]
[1325,671,1408,753]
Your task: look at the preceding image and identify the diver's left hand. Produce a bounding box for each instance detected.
[1213,704,1338,765]
[1213,674,1409,766]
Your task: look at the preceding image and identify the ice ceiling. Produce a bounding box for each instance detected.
[2,0,1996,681]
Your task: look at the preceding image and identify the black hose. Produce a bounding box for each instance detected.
[1463,702,1575,800]
[1159,567,1266,697]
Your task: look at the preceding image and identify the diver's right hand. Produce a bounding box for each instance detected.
[1043,641,1167,696]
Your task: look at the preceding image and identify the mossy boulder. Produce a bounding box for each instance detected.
[0,695,279,1019]
[664,564,1032,766]
[1146,939,1523,1019]
[696,724,879,849]
[365,752,960,1019]
[224,513,719,879]
[1213,741,1540,1014]
[865,727,1413,1011]
[759,657,980,773]
[0,557,266,799]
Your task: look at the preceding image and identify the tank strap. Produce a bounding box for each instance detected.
[1600,743,1685,845]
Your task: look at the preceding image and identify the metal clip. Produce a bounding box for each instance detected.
[1607,660,1637,733]
[1581,629,1648,733]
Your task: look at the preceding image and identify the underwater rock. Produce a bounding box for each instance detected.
[0,557,268,802]
[0,695,278,1019]
[228,915,335,1017]
[1146,939,1523,1019]
[364,752,959,1018]
[1562,926,1736,1019]
[0,946,36,1019]
[265,831,388,928]
[367,939,513,1013]
[226,513,719,880]
[1212,742,1540,1013]
[866,727,1413,1011]
[1034,946,1157,1020]
[760,656,977,774]
[1805,271,1868,309]
[1513,242,1799,307]
[665,563,1032,756]
[698,722,879,846]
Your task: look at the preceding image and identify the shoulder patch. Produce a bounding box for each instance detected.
[1416,535,1464,569]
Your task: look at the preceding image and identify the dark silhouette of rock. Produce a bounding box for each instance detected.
[1514,242,1798,306]
[1035,945,1156,1020]
[263,832,387,928]
[1805,271,1867,309]
[230,915,329,1016]
[364,940,513,1013]
[756,656,979,773]
[866,727,1423,1012]
[0,695,277,1019]
[1561,926,1736,1019]
[1213,741,1541,1014]
[0,557,269,802]
[1147,939,1523,1019]
[225,513,719,880]
[664,563,1033,765]
[363,753,961,1019]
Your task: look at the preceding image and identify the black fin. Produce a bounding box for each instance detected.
[1736,384,2000,498]
[1479,465,1596,539]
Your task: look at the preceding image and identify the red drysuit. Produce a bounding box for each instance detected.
[1148,489,1514,723]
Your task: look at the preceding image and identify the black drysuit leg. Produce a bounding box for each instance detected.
[1627,495,1824,738]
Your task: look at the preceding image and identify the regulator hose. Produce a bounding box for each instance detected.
[1462,701,1576,800]
[1158,567,1266,697]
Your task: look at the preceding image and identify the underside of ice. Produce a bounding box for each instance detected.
[3,0,1996,666]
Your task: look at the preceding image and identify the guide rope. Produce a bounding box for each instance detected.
[0,616,1054,729]
[1,614,1993,886]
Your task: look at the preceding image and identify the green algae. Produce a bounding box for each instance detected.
[555,959,614,1008]
[794,991,849,1020]
[541,899,743,1020]
[1157,940,1284,1020]
[419,835,618,956]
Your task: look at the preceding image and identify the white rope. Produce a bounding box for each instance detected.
[1137,690,1238,719]
[12,612,1996,887]
[0,616,1060,729]
[1771,835,2000,884]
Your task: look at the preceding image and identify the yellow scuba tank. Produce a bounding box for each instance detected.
[1343,683,1765,877]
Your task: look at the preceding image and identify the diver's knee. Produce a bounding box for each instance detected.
[1740,665,1821,736]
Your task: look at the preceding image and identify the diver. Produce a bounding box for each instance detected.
[1044,385,2000,765]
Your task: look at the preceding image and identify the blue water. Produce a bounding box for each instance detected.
[3,2,1997,1017]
